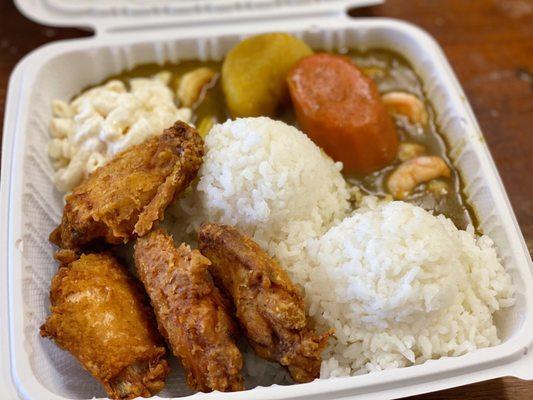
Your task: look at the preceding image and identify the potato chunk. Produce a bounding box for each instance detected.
[222,33,313,117]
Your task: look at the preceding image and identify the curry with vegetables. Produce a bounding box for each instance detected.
[79,35,473,229]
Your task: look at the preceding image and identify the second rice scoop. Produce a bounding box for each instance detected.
[306,200,515,377]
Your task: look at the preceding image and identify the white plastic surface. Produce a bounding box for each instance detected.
[1,16,532,400]
[14,0,383,33]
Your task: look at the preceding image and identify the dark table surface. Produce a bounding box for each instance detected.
[1,0,531,399]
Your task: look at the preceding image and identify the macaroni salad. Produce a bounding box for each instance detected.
[48,72,192,192]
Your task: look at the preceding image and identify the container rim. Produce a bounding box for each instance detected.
[1,17,532,400]
[14,0,384,34]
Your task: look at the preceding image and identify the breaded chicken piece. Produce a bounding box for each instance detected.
[134,229,244,392]
[50,121,204,251]
[40,253,169,399]
[198,224,332,383]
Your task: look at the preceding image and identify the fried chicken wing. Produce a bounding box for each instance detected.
[50,121,204,251]
[134,229,244,392]
[40,253,169,399]
[198,224,332,383]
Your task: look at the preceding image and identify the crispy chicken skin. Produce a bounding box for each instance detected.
[134,229,244,392]
[50,121,204,251]
[40,253,169,399]
[198,224,332,383]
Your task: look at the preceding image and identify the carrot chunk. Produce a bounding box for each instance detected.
[287,54,399,174]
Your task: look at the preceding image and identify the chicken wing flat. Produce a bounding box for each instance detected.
[50,120,204,251]
[198,224,332,383]
[40,253,169,399]
[134,229,244,392]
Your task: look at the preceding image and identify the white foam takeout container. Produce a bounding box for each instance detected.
[1,1,532,399]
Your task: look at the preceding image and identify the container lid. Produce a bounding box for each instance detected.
[15,0,384,33]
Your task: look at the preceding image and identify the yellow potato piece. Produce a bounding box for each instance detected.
[222,33,313,117]
[398,142,426,162]
[197,115,217,138]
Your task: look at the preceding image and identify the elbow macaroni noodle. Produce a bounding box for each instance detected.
[48,72,192,192]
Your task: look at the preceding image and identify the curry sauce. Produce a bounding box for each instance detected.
[84,49,475,229]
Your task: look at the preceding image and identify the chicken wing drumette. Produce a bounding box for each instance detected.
[40,253,169,399]
[134,229,244,392]
[198,224,332,383]
[50,120,204,251]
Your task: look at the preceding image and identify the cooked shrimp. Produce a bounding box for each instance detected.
[382,91,428,126]
[387,156,451,199]
[177,68,217,108]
